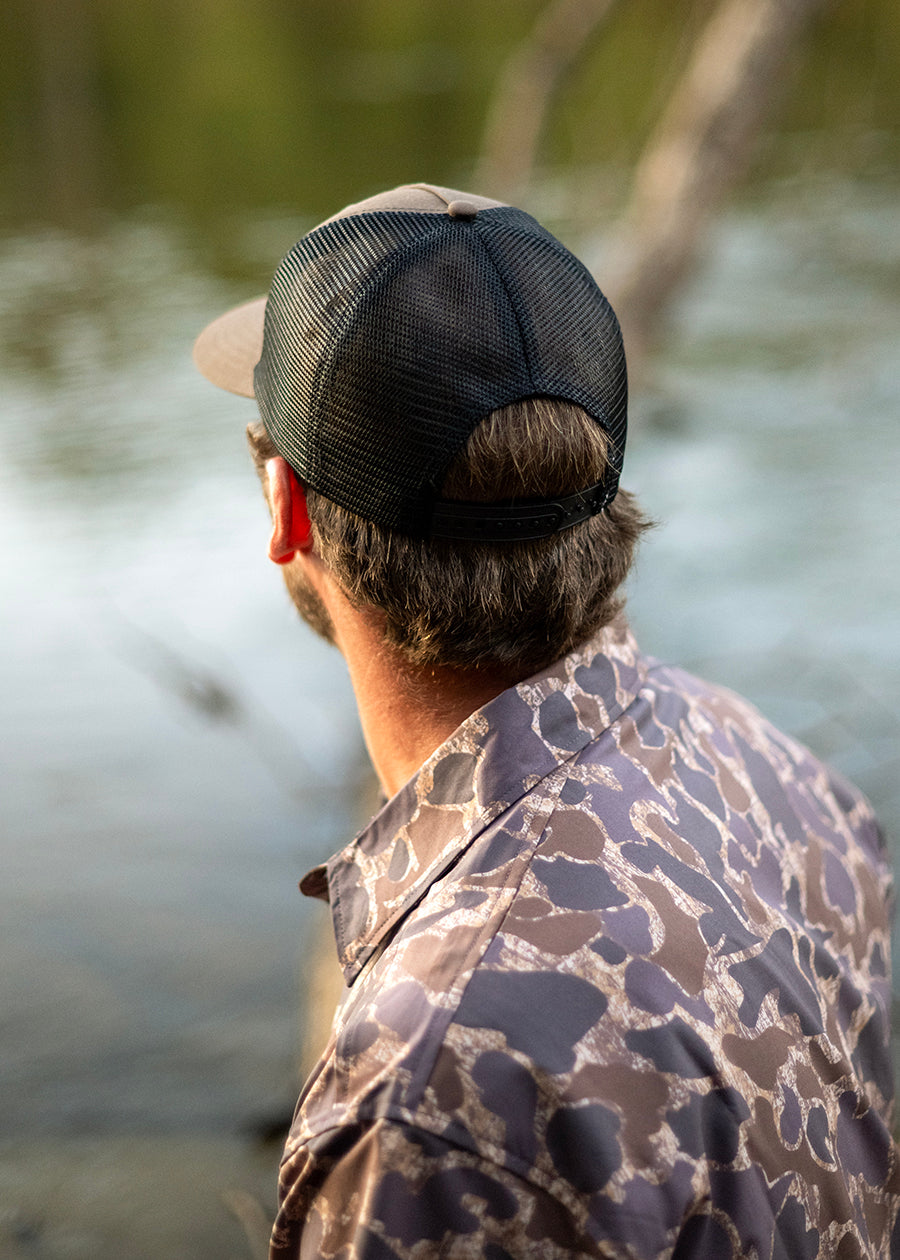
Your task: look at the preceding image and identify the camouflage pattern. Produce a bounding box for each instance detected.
[272,620,899,1258]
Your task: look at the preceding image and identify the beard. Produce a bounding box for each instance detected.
[282,563,337,646]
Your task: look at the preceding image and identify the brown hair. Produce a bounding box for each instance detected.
[248,397,651,675]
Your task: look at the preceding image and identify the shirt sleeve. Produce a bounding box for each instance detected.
[269,1115,606,1259]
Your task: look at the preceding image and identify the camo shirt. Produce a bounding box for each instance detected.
[271,621,899,1259]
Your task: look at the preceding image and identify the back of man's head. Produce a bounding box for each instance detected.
[196,183,651,675]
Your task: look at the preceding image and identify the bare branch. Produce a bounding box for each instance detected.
[603,0,834,363]
[475,0,622,196]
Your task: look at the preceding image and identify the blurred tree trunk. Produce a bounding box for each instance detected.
[605,0,834,361]
[474,0,622,197]
[299,765,383,1079]
[476,0,833,368]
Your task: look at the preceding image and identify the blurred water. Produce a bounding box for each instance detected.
[0,217,365,1145]
[0,174,898,1252]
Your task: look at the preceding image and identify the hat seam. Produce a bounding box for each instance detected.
[404,183,453,209]
[476,216,539,398]
[482,214,628,481]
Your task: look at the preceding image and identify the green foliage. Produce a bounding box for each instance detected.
[0,0,895,233]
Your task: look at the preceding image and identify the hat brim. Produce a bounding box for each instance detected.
[192,296,266,399]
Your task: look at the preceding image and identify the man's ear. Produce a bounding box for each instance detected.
[265,457,313,564]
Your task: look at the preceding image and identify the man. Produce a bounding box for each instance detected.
[194,184,898,1258]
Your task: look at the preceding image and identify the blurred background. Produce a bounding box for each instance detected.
[0,0,898,1256]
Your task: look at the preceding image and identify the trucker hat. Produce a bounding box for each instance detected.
[193,183,627,541]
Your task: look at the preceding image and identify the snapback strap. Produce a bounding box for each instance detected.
[428,480,612,542]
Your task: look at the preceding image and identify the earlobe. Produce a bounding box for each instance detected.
[265,457,313,564]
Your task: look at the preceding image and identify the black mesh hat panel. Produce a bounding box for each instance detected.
[253,202,628,538]
[478,210,627,484]
[255,212,440,492]
[317,220,536,533]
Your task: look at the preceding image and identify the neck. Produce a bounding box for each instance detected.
[289,551,519,796]
[341,614,514,797]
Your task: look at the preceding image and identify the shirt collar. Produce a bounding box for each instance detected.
[303,619,648,984]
